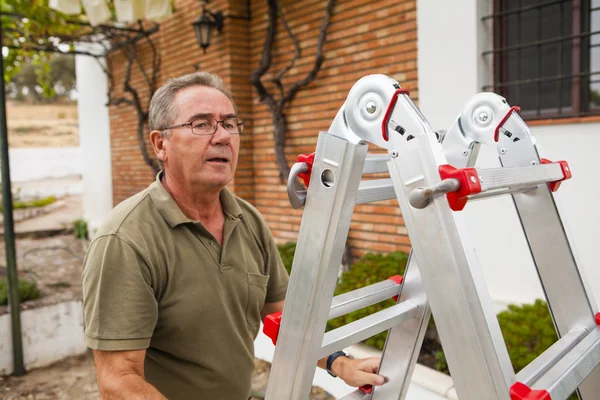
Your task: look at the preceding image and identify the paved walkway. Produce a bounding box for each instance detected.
[12,195,83,236]
[1,176,84,236]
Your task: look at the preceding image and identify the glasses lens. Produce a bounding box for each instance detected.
[191,119,213,135]
[191,118,245,135]
[224,118,244,134]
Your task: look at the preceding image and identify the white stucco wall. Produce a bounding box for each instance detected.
[0,300,87,375]
[417,0,599,308]
[75,47,113,236]
[4,147,82,183]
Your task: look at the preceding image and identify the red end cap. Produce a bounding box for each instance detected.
[296,152,315,187]
[494,106,521,142]
[263,311,283,346]
[388,275,404,302]
[381,88,410,141]
[438,164,482,211]
[510,382,551,400]
[595,312,600,326]
[360,385,373,394]
[540,158,572,192]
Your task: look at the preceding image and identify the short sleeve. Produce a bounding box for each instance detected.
[82,234,158,351]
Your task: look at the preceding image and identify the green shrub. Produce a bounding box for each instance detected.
[0,277,43,306]
[73,218,88,239]
[497,299,560,373]
[277,241,296,276]
[0,196,57,212]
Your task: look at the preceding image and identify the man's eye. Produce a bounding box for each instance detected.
[224,123,235,129]
[193,121,209,129]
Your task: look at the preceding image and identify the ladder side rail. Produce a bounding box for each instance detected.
[444,93,600,398]
[498,115,597,333]
[371,254,431,400]
[498,121,600,399]
[264,132,369,400]
[382,92,515,400]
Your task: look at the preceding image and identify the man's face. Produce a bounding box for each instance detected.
[164,85,240,190]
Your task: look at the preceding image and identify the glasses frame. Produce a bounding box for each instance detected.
[160,117,245,136]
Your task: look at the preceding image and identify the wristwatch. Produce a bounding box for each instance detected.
[326,350,350,377]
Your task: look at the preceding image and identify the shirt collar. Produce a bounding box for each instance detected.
[149,171,243,228]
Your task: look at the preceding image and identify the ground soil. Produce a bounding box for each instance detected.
[0,350,334,400]
[0,234,334,399]
[6,101,79,148]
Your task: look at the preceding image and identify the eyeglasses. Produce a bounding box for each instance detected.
[160,117,245,136]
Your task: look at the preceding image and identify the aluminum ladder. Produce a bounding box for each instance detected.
[262,74,600,400]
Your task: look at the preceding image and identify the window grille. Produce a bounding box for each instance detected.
[482,0,600,119]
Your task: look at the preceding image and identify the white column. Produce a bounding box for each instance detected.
[75,44,113,238]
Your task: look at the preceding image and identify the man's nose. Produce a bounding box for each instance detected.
[211,122,232,144]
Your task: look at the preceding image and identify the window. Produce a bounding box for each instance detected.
[483,0,600,119]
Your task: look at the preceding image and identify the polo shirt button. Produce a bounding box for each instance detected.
[208,240,214,245]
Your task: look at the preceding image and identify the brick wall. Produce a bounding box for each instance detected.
[108,0,417,258]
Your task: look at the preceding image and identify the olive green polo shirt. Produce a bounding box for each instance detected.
[82,173,289,400]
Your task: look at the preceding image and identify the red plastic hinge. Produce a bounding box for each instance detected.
[510,382,551,400]
[263,311,283,346]
[595,312,600,326]
[360,385,373,394]
[540,158,572,192]
[381,88,410,142]
[494,106,521,142]
[388,275,404,302]
[296,152,315,187]
[438,164,482,211]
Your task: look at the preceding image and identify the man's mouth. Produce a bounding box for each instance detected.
[207,157,229,163]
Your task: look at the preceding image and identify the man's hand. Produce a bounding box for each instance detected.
[331,356,386,388]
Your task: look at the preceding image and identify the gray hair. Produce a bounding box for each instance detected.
[148,71,237,134]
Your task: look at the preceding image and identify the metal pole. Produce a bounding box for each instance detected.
[0,15,24,376]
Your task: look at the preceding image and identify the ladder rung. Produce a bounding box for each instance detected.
[515,326,600,399]
[478,163,564,191]
[318,300,419,359]
[363,154,390,174]
[517,328,588,387]
[328,276,402,320]
[356,179,395,204]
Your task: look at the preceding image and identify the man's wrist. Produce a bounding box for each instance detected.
[326,351,352,377]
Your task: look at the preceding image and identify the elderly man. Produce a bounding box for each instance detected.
[82,71,385,400]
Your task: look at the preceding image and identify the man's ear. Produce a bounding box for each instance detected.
[149,130,168,163]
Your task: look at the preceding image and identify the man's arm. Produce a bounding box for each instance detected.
[93,349,167,400]
[260,301,385,388]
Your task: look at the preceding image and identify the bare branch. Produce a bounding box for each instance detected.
[122,42,159,174]
[3,44,100,58]
[141,24,161,97]
[273,2,301,101]
[282,0,335,106]
[250,0,278,108]
[107,97,135,106]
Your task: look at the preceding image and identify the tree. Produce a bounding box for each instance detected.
[250,0,336,182]
[7,54,77,101]
[249,1,354,266]
[1,0,162,174]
